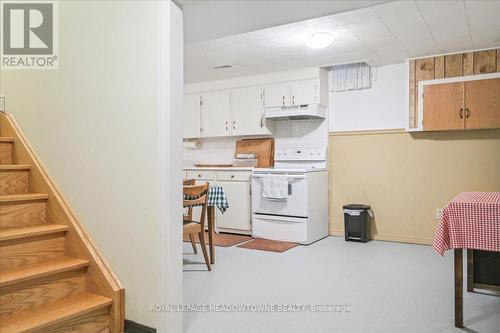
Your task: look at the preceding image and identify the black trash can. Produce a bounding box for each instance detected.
[343,204,371,243]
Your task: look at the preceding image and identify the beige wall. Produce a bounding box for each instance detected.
[0,1,182,328]
[329,129,500,244]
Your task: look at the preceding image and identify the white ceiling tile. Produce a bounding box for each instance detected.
[346,19,395,47]
[436,35,473,54]
[372,0,419,18]
[417,0,469,40]
[465,0,500,47]
[401,38,440,57]
[334,7,378,25]
[301,15,343,33]
[381,12,431,42]
[372,42,409,63]
[185,0,499,82]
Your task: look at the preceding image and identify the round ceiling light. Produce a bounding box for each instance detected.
[304,32,334,49]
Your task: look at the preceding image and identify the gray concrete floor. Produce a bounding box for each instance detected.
[183,236,500,333]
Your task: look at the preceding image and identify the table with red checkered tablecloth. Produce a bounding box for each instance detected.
[433,192,500,256]
[433,192,500,328]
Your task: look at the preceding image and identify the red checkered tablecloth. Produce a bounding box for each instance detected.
[433,192,500,256]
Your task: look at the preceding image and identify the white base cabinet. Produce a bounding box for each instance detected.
[185,168,252,234]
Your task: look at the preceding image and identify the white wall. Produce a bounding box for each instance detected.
[1,1,182,330]
[329,63,406,132]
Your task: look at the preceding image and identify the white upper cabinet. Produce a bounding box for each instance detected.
[263,83,289,108]
[290,79,318,106]
[182,68,328,139]
[183,94,201,139]
[263,79,318,108]
[230,86,266,136]
[201,91,230,138]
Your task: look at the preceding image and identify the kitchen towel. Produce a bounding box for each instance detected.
[263,174,288,199]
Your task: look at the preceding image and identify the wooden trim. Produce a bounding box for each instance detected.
[328,228,433,245]
[407,47,500,61]
[0,113,124,332]
[472,283,500,295]
[329,128,405,137]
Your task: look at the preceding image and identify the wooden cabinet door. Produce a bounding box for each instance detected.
[230,86,264,136]
[465,78,500,129]
[201,92,230,137]
[290,79,317,106]
[183,95,201,139]
[215,181,251,232]
[263,83,289,108]
[423,82,465,130]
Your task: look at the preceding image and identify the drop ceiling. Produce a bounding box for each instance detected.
[184,0,500,83]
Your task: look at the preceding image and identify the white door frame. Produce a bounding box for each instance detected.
[157,1,183,332]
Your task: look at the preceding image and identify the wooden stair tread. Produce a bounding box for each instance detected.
[0,164,31,170]
[0,193,48,203]
[0,224,68,241]
[0,292,112,333]
[0,137,15,142]
[0,256,89,287]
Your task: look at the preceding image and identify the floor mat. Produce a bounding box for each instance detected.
[184,231,252,247]
[236,238,298,253]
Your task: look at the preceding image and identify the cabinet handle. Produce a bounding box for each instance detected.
[292,95,295,106]
[459,108,464,119]
[231,175,235,179]
[282,96,285,106]
[233,120,236,130]
[465,108,470,118]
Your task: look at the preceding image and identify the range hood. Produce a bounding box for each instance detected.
[264,104,327,120]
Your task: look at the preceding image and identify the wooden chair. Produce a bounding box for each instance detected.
[183,179,197,253]
[183,183,211,271]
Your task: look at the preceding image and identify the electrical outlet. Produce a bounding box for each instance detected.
[436,208,443,219]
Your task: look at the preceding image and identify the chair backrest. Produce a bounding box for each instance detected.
[183,179,196,220]
[183,183,209,227]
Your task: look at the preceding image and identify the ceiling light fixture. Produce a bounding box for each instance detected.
[304,32,333,49]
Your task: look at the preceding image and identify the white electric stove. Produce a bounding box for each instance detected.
[251,146,329,244]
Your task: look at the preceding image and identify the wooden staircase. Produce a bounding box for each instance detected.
[0,113,124,333]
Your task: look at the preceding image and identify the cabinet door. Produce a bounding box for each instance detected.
[423,82,465,130]
[290,79,317,106]
[202,92,230,137]
[465,78,500,129]
[263,83,289,108]
[216,181,251,231]
[230,86,264,136]
[183,95,201,138]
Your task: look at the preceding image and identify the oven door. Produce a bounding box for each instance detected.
[251,173,308,218]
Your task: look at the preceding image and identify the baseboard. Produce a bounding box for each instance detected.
[328,228,433,245]
[124,320,156,333]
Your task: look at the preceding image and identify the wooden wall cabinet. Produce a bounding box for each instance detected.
[409,48,500,129]
[423,77,500,131]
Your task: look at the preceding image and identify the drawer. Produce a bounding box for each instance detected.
[186,170,216,181]
[216,171,251,181]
